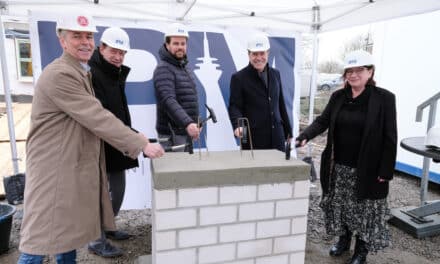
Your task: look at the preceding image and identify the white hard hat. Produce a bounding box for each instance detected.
[425,126,440,150]
[247,34,270,52]
[101,27,130,51]
[56,13,97,34]
[164,23,189,40]
[343,50,374,69]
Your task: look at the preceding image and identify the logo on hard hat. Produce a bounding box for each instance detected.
[348,59,357,64]
[177,29,184,33]
[115,39,124,45]
[77,16,89,27]
[256,43,263,47]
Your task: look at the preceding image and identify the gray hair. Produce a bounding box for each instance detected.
[57,29,68,38]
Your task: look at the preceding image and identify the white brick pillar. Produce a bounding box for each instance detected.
[151,150,310,264]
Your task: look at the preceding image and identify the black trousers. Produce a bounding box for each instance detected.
[108,170,126,216]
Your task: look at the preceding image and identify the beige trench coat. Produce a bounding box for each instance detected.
[19,53,148,255]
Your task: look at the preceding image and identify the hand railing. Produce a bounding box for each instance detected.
[415,91,439,132]
[415,91,440,204]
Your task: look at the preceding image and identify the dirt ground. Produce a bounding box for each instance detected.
[1,97,440,263]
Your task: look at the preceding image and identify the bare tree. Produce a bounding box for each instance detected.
[318,60,343,73]
[339,32,373,60]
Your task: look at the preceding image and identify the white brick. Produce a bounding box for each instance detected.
[156,231,176,251]
[179,227,217,247]
[275,199,308,217]
[155,209,196,230]
[274,234,307,253]
[256,254,289,264]
[220,223,255,242]
[258,183,292,201]
[257,219,290,238]
[178,187,218,207]
[239,202,274,221]
[156,248,196,264]
[224,261,254,264]
[293,181,310,198]
[220,185,257,204]
[200,205,237,225]
[237,239,272,258]
[199,243,235,263]
[290,252,305,264]
[154,189,176,209]
[291,217,307,234]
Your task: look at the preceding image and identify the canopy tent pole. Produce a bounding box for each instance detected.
[178,0,197,21]
[307,6,320,158]
[0,16,19,174]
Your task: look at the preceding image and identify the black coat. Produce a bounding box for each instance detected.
[153,45,199,135]
[298,85,397,200]
[89,49,138,172]
[228,64,292,151]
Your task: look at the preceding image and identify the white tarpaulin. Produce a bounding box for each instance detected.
[373,10,440,183]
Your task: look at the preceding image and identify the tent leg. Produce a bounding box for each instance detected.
[303,31,319,181]
[0,16,20,174]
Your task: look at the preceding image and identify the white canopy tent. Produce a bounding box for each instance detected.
[2,0,440,173]
[2,0,440,33]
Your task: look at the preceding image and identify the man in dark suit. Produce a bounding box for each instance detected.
[88,27,136,258]
[228,34,292,151]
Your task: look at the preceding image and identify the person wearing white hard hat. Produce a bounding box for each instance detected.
[296,49,397,264]
[18,14,164,263]
[228,33,292,151]
[86,27,135,258]
[153,23,200,151]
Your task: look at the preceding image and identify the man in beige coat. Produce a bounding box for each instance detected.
[17,13,164,263]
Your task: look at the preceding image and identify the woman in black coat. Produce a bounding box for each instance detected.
[296,50,397,264]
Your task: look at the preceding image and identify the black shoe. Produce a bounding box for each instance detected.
[105,230,131,240]
[329,232,352,256]
[348,238,368,264]
[88,240,124,258]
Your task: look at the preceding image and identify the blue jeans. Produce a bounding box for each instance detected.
[17,250,76,264]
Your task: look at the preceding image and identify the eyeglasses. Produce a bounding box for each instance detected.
[345,67,367,76]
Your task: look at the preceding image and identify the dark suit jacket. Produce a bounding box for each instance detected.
[89,49,138,172]
[228,63,292,151]
[298,85,397,199]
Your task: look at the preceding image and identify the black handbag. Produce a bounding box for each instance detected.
[3,173,25,205]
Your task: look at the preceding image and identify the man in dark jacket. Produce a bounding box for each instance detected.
[228,34,292,151]
[153,23,200,151]
[88,27,135,258]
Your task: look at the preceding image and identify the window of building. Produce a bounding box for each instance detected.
[15,38,33,81]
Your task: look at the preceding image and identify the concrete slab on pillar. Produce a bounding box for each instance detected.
[151,149,309,190]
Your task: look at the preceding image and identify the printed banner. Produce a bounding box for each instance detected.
[29,11,301,209]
